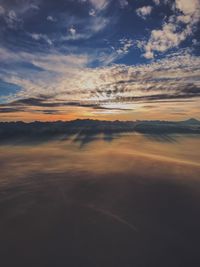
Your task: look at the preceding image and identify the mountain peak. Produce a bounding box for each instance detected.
[183,118,200,124]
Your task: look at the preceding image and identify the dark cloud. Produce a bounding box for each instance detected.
[116,92,200,103]
[0,107,24,113]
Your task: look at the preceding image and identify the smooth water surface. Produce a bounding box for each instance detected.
[0,134,200,267]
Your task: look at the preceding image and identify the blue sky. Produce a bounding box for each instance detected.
[0,0,199,121]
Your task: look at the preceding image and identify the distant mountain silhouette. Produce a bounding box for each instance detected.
[180,118,200,125]
[0,119,199,144]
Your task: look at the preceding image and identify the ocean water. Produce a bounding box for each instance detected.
[0,133,200,267]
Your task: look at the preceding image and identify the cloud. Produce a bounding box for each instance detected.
[0,44,199,116]
[0,5,5,15]
[91,16,109,32]
[68,26,77,37]
[89,0,110,10]
[29,33,53,45]
[141,0,200,58]
[89,9,96,16]
[1,96,131,114]
[0,107,24,113]
[80,0,127,10]
[136,6,153,19]
[98,38,134,65]
[119,0,129,8]
[0,1,39,29]
[0,0,199,121]
[47,15,57,22]
[153,0,160,5]
[175,0,200,15]
[0,44,94,69]
[62,15,110,41]
[5,10,22,29]
[115,38,134,57]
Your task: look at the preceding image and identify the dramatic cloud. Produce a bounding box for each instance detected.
[0,0,199,121]
[0,44,199,119]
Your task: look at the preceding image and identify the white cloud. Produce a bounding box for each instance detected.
[47,15,57,22]
[89,0,110,10]
[81,0,127,10]
[0,47,90,72]
[192,39,199,46]
[0,5,5,15]
[0,1,40,29]
[63,15,109,41]
[89,9,96,16]
[153,0,160,5]
[175,0,200,15]
[29,33,53,45]
[68,26,77,38]
[99,38,134,65]
[141,0,200,58]
[5,10,22,29]
[90,16,109,33]
[117,38,134,55]
[119,0,129,8]
[136,6,153,19]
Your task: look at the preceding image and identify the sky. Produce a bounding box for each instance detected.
[0,0,199,121]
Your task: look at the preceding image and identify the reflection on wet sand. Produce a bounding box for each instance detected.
[0,134,200,267]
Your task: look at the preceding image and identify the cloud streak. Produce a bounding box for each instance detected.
[0,45,199,119]
[0,0,199,121]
